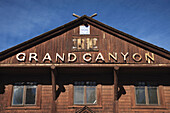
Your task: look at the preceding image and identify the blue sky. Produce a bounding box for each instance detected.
[0,0,170,52]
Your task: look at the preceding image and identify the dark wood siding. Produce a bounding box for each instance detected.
[1,84,170,113]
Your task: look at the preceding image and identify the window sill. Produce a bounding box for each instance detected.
[5,106,41,110]
[68,105,102,109]
[132,105,166,109]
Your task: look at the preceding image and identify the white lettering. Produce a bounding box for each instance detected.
[42,53,52,62]
[83,53,92,62]
[16,53,26,62]
[29,53,38,62]
[121,52,129,61]
[145,52,154,63]
[109,52,117,61]
[95,53,105,62]
[68,53,77,62]
[132,53,142,62]
[15,52,155,64]
[56,53,65,62]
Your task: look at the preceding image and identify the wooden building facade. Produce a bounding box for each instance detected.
[0,15,170,113]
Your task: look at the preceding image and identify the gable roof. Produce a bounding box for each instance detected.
[0,15,169,61]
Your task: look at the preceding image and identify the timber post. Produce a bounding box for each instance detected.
[51,65,56,113]
[114,66,119,113]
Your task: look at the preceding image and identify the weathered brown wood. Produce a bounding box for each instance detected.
[90,13,97,18]
[0,67,170,113]
[114,67,119,113]
[73,13,80,18]
[1,24,170,64]
[51,65,56,113]
[1,63,170,67]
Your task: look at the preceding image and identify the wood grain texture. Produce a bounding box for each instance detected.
[0,25,169,64]
[0,20,170,113]
[1,84,170,112]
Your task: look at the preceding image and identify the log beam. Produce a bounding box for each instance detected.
[51,65,56,113]
[0,63,170,68]
[114,66,119,113]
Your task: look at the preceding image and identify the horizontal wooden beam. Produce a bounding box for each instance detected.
[0,63,170,68]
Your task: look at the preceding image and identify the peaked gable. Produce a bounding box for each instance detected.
[76,106,95,113]
[0,15,169,64]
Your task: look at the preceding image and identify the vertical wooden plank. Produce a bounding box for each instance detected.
[36,85,42,107]
[97,84,102,106]
[68,84,73,106]
[7,85,13,106]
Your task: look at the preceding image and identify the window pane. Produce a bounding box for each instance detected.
[25,86,37,104]
[148,87,158,104]
[86,86,96,104]
[74,86,84,104]
[13,86,24,105]
[135,87,146,104]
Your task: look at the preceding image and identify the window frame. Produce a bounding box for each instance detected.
[135,85,160,105]
[131,85,165,109]
[74,85,97,105]
[68,83,102,109]
[5,84,41,110]
[12,85,37,106]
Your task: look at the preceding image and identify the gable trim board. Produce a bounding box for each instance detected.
[0,15,169,61]
[0,63,170,68]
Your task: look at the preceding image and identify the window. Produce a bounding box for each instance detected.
[135,82,159,105]
[12,82,37,106]
[74,81,97,105]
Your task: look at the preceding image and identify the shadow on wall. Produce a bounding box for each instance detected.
[118,85,126,100]
[54,83,126,101]
[56,84,66,99]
